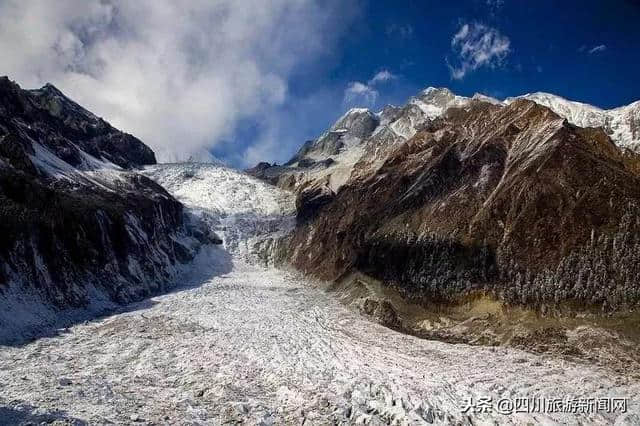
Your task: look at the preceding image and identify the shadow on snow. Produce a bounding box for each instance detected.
[0,245,233,347]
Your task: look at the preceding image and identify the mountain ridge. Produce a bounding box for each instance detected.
[248,86,640,195]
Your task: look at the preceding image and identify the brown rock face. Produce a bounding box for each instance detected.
[288,99,640,311]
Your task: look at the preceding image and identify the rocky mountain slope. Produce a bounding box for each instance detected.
[507,92,640,152]
[248,88,470,193]
[252,87,640,312]
[249,88,640,197]
[0,77,213,335]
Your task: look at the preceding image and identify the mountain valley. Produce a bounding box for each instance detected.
[1,78,640,424]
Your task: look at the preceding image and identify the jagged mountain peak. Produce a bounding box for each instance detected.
[344,107,374,115]
[505,92,605,114]
[419,86,454,96]
[471,93,502,105]
[410,86,469,120]
[615,99,640,111]
[331,107,378,133]
[415,87,457,104]
[40,82,66,96]
[0,75,18,90]
[29,81,102,124]
[505,91,640,151]
[250,83,640,194]
[0,78,155,172]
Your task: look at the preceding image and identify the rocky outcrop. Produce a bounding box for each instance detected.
[0,77,211,313]
[296,183,335,223]
[247,108,383,193]
[287,98,640,311]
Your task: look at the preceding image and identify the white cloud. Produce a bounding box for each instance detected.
[447,22,511,80]
[579,44,607,54]
[0,0,355,163]
[344,82,379,106]
[368,70,397,85]
[588,44,607,54]
[343,69,397,107]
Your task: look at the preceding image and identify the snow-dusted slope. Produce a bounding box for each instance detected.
[415,89,640,152]
[409,87,470,120]
[249,88,474,192]
[506,92,640,151]
[389,88,640,153]
[507,92,605,126]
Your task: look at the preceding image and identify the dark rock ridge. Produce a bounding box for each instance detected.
[0,77,211,315]
[1,77,156,169]
[283,98,640,311]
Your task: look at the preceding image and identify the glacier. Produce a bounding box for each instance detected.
[1,162,638,425]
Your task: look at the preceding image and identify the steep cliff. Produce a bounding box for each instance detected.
[0,77,211,317]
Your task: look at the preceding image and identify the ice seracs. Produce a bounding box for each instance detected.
[142,162,295,263]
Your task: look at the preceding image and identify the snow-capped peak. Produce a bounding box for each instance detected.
[419,86,453,96]
[330,107,378,134]
[471,93,502,105]
[505,91,640,151]
[256,84,640,198]
[410,86,468,119]
[345,107,372,115]
[505,92,604,116]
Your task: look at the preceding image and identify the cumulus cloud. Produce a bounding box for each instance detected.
[343,70,397,107]
[447,22,511,80]
[0,0,355,163]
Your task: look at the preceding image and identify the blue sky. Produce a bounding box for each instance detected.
[330,0,640,108]
[213,0,640,166]
[3,0,638,167]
